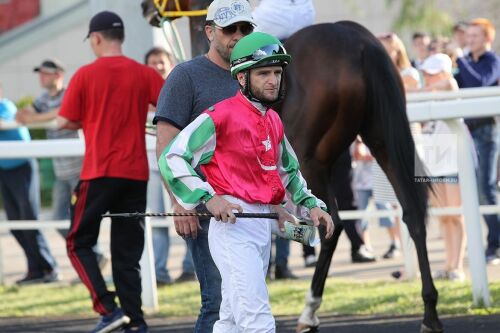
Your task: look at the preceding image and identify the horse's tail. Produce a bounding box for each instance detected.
[361,41,430,228]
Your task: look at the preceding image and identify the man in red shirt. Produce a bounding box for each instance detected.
[57,11,164,333]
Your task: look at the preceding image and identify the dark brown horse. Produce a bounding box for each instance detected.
[141,2,443,332]
[282,22,441,333]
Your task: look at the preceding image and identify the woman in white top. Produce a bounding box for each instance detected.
[419,53,466,282]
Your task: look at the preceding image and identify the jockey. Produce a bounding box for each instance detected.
[158,31,333,333]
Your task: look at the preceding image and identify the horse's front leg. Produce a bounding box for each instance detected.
[296,219,343,333]
[296,159,344,333]
[404,211,443,333]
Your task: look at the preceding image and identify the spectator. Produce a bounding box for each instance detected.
[351,137,395,256]
[57,11,164,333]
[455,18,500,265]
[411,31,430,69]
[253,0,315,41]
[15,59,107,269]
[452,21,469,56]
[379,32,421,90]
[252,0,317,277]
[158,31,334,332]
[144,47,175,80]
[420,53,466,281]
[0,84,59,285]
[376,32,423,260]
[153,0,255,331]
[144,47,196,285]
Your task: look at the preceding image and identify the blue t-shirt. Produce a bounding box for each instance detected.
[0,98,31,169]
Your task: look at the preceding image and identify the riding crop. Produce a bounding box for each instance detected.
[102,212,279,219]
[101,212,319,246]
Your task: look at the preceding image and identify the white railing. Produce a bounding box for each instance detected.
[1,88,499,309]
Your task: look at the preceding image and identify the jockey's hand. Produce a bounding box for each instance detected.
[271,204,296,232]
[173,203,202,239]
[205,195,243,224]
[310,207,334,239]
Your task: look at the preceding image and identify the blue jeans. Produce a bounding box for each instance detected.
[52,176,79,220]
[471,123,500,253]
[0,161,58,274]
[148,171,194,283]
[152,227,195,283]
[355,189,394,230]
[274,237,290,268]
[185,218,221,333]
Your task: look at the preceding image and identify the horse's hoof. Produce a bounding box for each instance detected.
[420,323,444,333]
[296,323,320,333]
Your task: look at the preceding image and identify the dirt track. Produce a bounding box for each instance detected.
[0,314,499,333]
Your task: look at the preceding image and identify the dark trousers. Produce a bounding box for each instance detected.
[67,177,147,327]
[0,161,57,275]
[331,150,364,254]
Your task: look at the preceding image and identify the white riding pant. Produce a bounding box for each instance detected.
[208,195,275,333]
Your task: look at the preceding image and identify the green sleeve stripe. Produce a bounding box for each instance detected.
[158,114,216,209]
[183,115,216,164]
[279,137,326,210]
[159,154,211,206]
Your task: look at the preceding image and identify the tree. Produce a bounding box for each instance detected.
[386,0,454,36]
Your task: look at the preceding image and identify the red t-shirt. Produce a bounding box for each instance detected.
[59,56,164,181]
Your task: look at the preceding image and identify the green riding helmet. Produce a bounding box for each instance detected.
[230,32,292,78]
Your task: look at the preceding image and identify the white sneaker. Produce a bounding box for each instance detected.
[447,270,465,282]
[304,255,317,268]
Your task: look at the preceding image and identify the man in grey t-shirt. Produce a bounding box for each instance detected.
[153,1,255,331]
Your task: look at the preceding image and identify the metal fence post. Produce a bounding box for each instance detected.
[446,119,490,306]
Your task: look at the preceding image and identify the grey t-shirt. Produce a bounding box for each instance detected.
[33,89,82,180]
[154,55,239,213]
[154,55,239,128]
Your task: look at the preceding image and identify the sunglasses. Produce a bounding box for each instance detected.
[214,23,254,36]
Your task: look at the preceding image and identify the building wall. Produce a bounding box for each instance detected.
[0,0,40,34]
[1,23,93,101]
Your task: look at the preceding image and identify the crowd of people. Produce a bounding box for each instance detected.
[354,18,500,283]
[0,0,499,332]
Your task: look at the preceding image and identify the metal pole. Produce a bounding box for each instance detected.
[139,217,159,312]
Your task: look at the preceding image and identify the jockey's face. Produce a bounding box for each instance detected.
[244,65,282,104]
[206,21,253,64]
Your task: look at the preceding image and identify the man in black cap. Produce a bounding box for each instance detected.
[57,11,164,333]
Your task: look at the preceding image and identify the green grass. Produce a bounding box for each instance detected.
[1,279,499,318]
